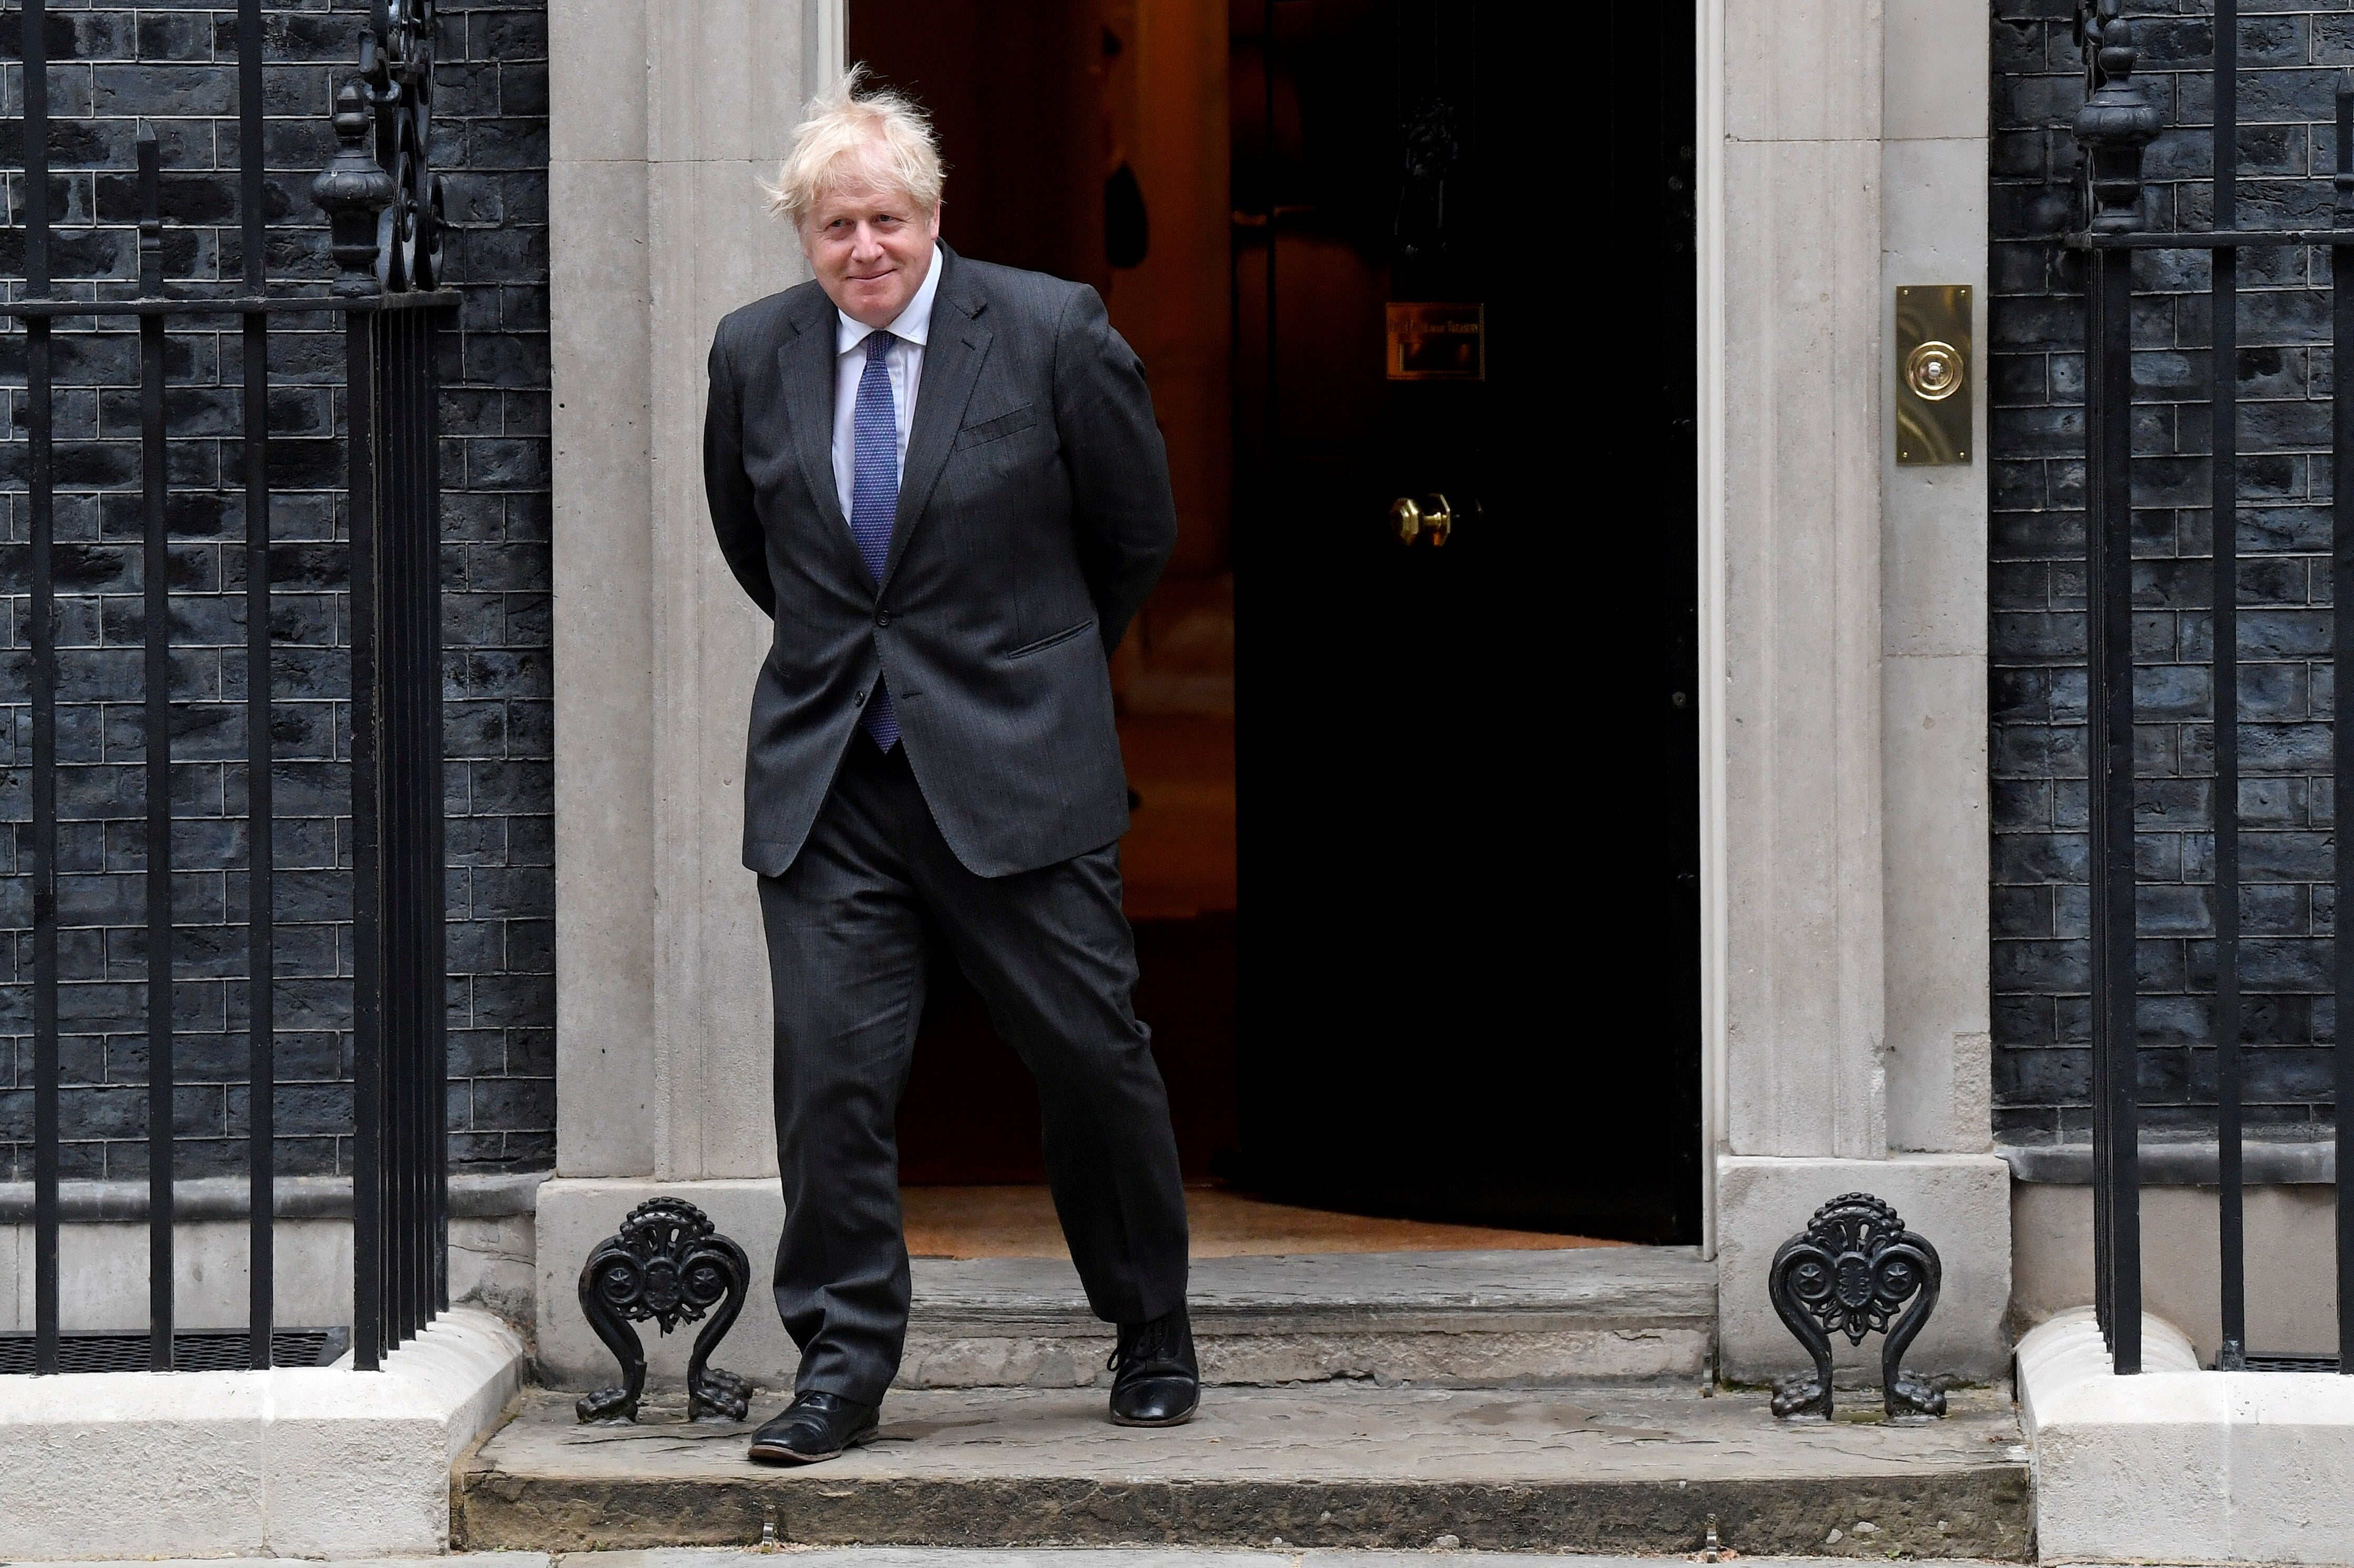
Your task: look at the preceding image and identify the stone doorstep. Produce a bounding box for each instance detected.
[541,1189,1722,1396]
[543,1243,1719,1396]
[453,1383,2031,1559]
[894,1249,1719,1390]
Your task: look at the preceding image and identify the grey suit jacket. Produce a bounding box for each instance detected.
[703,245,1178,879]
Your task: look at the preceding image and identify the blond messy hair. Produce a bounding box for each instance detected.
[765,65,944,227]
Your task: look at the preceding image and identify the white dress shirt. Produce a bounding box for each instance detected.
[831,242,944,521]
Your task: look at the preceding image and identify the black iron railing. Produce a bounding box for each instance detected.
[8,0,453,1373]
[2072,0,2353,1374]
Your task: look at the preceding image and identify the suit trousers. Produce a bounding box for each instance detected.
[758,736,1191,1403]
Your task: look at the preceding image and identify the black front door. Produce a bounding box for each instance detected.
[1233,1,1701,1241]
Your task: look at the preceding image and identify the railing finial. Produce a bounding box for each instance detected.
[2073,1,2163,235]
[310,79,396,296]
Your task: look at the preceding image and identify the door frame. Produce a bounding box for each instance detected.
[1694,0,1727,1263]
[1692,0,2002,1267]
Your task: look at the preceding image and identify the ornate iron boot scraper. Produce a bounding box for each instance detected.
[1767,1192,1945,1420]
[577,1198,754,1422]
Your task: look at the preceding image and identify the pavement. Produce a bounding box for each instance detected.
[452,1382,2031,1559]
[0,1544,2109,1554]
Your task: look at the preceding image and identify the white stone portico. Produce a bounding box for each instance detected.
[537,0,2015,1391]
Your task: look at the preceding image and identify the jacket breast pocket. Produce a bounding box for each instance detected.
[953,403,1037,451]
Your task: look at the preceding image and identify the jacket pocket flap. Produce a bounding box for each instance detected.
[1004,619,1096,659]
[953,403,1037,450]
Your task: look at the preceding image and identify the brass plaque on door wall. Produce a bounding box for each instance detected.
[1386,302,1485,380]
[1895,284,1971,465]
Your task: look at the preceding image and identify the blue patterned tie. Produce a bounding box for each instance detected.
[850,331,901,750]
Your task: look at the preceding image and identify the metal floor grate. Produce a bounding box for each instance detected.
[0,1327,349,1374]
[2244,1352,2341,1374]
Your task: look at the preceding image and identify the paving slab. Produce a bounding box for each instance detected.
[11,1556,2043,1568]
[530,1544,2005,1554]
[455,1383,2028,1559]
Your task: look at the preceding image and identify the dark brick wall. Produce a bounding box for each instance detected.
[0,1,552,1180]
[1991,2,2348,1143]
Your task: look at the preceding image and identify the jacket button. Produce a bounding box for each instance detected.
[875,610,891,627]
[853,690,868,707]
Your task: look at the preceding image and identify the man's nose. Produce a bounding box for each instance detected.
[850,224,884,257]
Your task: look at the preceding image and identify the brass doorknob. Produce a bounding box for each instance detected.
[1390,493,1454,546]
[1389,496,1422,543]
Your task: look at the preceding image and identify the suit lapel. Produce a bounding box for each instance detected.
[774,310,868,583]
[880,254,991,594]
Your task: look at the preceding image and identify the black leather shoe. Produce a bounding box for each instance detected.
[746,1390,880,1464]
[1108,1304,1200,1427]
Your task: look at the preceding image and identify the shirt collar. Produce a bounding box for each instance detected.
[836,243,944,356]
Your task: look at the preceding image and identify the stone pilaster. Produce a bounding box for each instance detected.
[551,0,656,1179]
[643,1,822,1182]
[1719,0,1891,1162]
[551,1,840,1184]
[1879,0,1994,1158]
[1707,0,2009,1381]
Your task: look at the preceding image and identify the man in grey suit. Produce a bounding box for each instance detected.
[701,71,1196,1464]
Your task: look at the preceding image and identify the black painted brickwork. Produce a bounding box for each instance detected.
[1991,2,2351,1142]
[0,1,552,1180]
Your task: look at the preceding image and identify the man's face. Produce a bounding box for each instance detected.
[801,180,941,328]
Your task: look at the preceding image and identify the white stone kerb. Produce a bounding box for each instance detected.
[2018,1306,2354,1565]
[0,1306,525,1561]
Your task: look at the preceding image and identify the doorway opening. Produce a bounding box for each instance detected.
[848,1,1701,1251]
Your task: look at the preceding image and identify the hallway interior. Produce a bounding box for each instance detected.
[900,1184,1618,1259]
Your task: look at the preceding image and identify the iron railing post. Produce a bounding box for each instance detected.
[2334,77,2354,1374]
[238,0,277,1374]
[2074,0,2160,1374]
[313,78,398,1367]
[2212,0,2247,1375]
[427,308,450,1318]
[349,299,383,1370]
[136,126,175,1373]
[23,0,61,1380]
[380,308,414,1350]
[2088,241,2142,1375]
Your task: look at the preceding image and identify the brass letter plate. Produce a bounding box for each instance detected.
[1895,284,1971,466]
[1386,302,1485,380]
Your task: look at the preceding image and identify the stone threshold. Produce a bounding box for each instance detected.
[540,1183,1720,1394]
[455,1383,2029,1558]
[897,1249,1717,1389]
[913,1249,1713,1321]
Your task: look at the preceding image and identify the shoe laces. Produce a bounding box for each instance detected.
[1108,1312,1179,1373]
